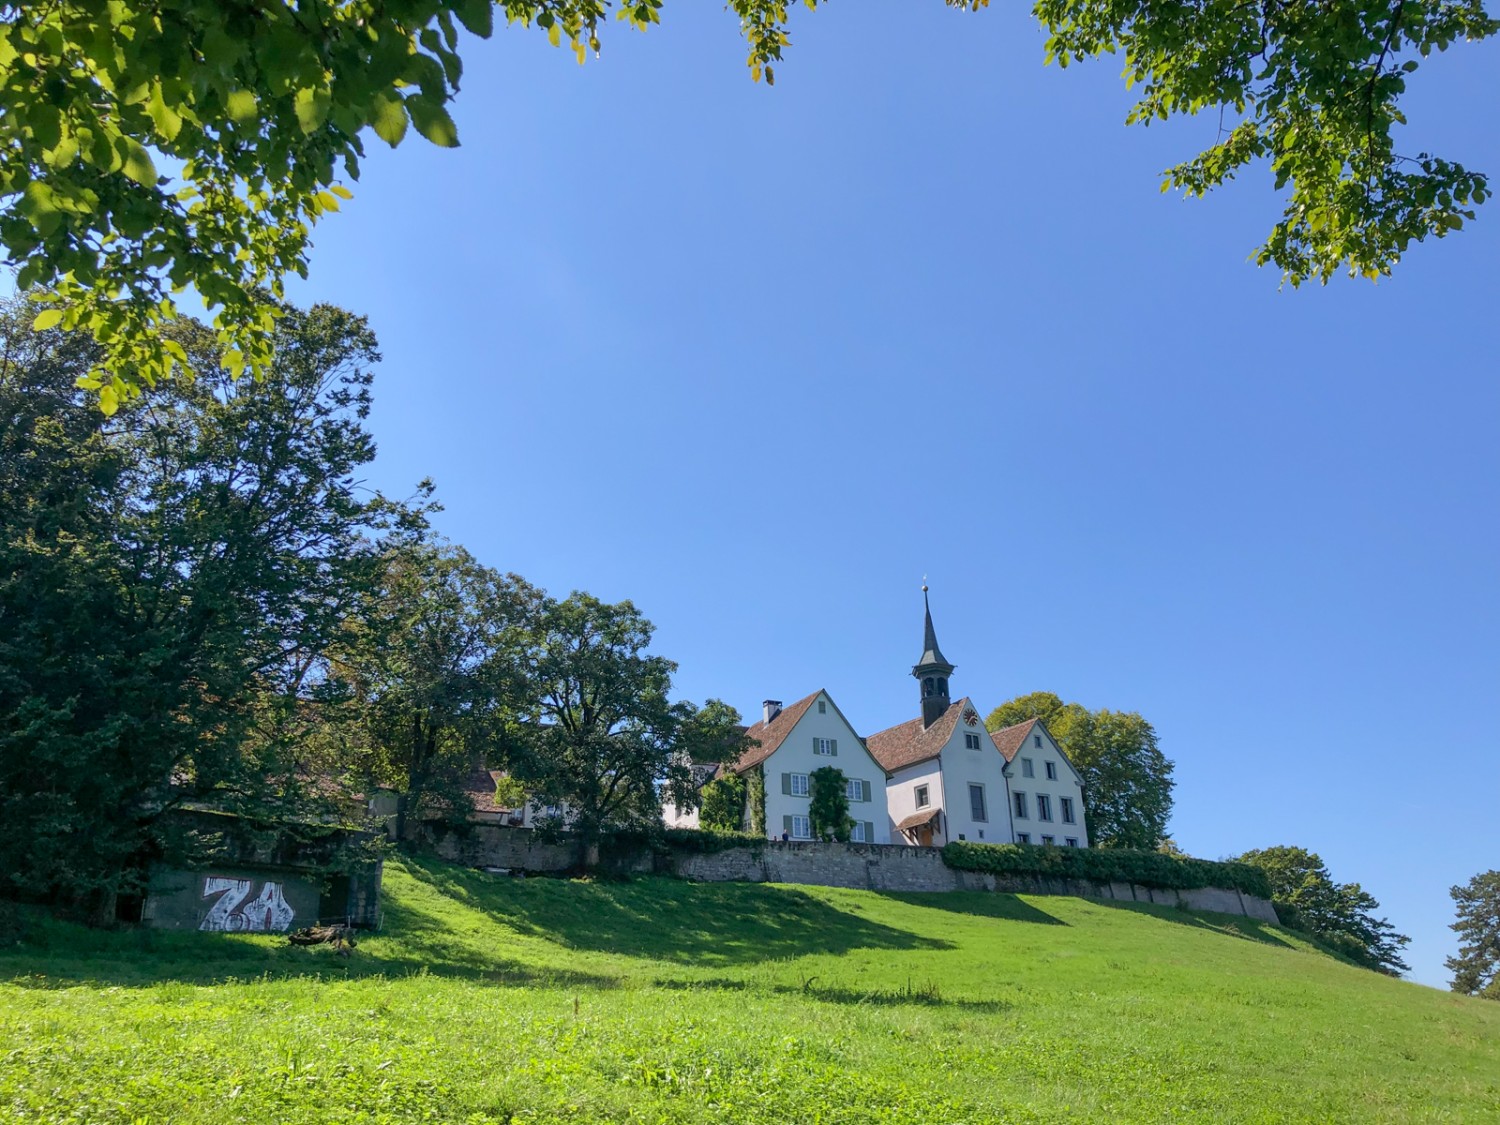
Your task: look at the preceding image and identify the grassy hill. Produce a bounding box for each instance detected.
[2,856,1496,1124]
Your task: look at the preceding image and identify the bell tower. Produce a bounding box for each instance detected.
[912,583,955,728]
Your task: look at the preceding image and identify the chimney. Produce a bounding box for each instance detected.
[762,700,782,724]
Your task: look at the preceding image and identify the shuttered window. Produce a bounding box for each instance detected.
[813,737,837,756]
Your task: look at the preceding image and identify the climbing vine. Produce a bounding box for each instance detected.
[808,766,853,843]
[746,765,766,837]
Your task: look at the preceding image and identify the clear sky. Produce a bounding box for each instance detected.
[283,2,1499,988]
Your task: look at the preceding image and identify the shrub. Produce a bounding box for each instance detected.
[699,775,746,832]
[941,841,1272,898]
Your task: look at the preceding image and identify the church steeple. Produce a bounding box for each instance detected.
[912,584,955,728]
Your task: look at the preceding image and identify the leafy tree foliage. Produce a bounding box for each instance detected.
[698,774,748,832]
[0,300,395,918]
[4,0,1491,408]
[987,692,1175,849]
[808,766,853,842]
[1446,869,1500,998]
[1233,845,1411,975]
[502,593,709,864]
[329,541,538,841]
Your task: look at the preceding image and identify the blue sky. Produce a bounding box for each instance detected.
[284,2,1499,988]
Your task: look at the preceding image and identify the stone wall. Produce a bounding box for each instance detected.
[411,822,1279,923]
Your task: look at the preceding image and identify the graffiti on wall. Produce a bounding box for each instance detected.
[199,875,297,932]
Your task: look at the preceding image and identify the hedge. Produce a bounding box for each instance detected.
[941,841,1273,899]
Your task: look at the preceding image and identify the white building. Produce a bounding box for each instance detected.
[867,588,1089,849]
[715,690,891,843]
[989,717,1089,847]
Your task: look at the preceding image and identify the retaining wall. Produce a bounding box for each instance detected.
[411,822,1278,923]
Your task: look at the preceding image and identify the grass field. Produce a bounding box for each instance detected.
[2,855,1497,1123]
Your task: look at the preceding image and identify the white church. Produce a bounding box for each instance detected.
[666,589,1090,849]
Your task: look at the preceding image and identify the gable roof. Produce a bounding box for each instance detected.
[988,718,1039,763]
[731,690,823,774]
[990,718,1085,786]
[865,697,975,772]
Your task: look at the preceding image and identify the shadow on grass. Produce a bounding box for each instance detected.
[400,855,953,965]
[876,891,1067,926]
[1084,897,1307,951]
[0,892,620,992]
[654,975,1014,1013]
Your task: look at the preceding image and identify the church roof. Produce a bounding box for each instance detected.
[988,718,1039,763]
[865,697,972,772]
[731,690,823,774]
[913,586,953,672]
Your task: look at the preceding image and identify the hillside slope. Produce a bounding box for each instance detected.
[2,856,1496,1123]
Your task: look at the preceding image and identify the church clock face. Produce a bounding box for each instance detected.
[963,708,979,726]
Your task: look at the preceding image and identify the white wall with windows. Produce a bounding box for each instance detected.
[884,759,946,841]
[1004,723,1089,847]
[936,709,1013,846]
[762,692,890,843]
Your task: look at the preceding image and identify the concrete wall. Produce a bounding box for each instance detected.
[412,822,1277,922]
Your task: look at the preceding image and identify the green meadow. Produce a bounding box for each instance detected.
[2,856,1496,1124]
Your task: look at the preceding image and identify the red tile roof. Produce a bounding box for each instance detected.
[731,690,823,774]
[865,698,972,772]
[988,718,1039,763]
[895,807,942,832]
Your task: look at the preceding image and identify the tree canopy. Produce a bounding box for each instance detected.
[1446,869,1500,999]
[1233,845,1411,975]
[986,691,1175,850]
[3,0,1492,408]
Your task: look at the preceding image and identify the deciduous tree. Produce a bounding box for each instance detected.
[0,300,396,918]
[987,693,1175,849]
[1233,845,1411,975]
[1446,869,1500,998]
[4,0,1491,407]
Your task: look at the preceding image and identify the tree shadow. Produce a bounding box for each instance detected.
[1083,897,1306,951]
[399,856,952,965]
[0,891,620,992]
[653,975,1014,1013]
[875,891,1068,926]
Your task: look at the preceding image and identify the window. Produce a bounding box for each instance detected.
[791,815,811,839]
[791,773,809,797]
[964,733,981,750]
[969,783,987,822]
[1036,794,1053,822]
[813,737,836,755]
[1060,797,1075,824]
[1013,791,1028,819]
[818,700,827,713]
[1021,758,1034,778]
[1065,837,1079,847]
[1016,832,1031,844]
[846,778,864,802]
[1045,761,1058,780]
[850,822,866,843]
[1041,835,1055,846]
[1034,734,1042,748]
[915,784,930,809]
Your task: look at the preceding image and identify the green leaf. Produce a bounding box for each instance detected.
[456,0,494,38]
[368,90,408,148]
[147,86,183,141]
[119,138,158,185]
[294,87,331,134]
[98,384,120,416]
[32,308,64,331]
[225,88,259,125]
[406,97,459,147]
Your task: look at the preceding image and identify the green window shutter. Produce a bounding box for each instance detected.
[782,815,792,836]
[862,779,871,802]
[781,772,791,796]
[864,821,875,842]
[830,738,837,756]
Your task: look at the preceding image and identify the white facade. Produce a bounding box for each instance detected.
[875,699,1015,847]
[1002,722,1089,847]
[758,692,891,844]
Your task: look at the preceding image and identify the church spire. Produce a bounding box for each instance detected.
[912,583,955,728]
